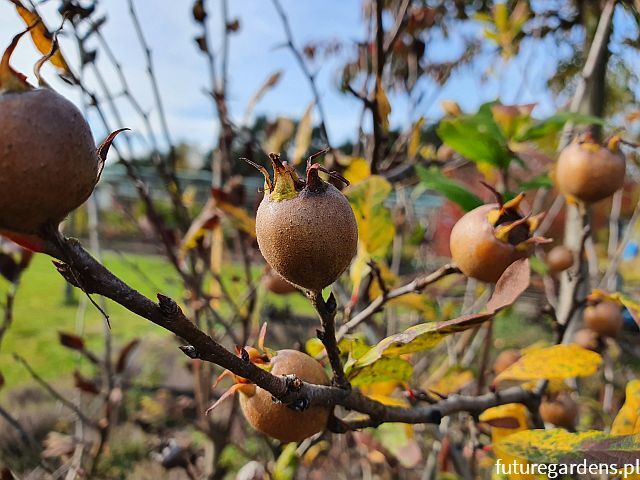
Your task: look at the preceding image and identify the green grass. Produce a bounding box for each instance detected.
[0,251,313,392]
[0,252,185,390]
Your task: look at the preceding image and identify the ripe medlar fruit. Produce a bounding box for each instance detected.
[555,136,625,203]
[239,349,331,443]
[252,152,358,292]
[583,301,623,338]
[493,349,521,375]
[0,30,118,238]
[546,245,574,273]
[539,393,578,429]
[449,193,548,283]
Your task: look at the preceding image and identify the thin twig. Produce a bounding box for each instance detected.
[337,264,459,340]
[270,0,332,148]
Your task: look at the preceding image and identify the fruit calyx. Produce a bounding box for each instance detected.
[482,186,549,251]
[206,324,274,414]
[245,148,349,201]
[0,26,36,93]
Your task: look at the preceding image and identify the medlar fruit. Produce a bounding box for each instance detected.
[539,393,578,430]
[555,136,625,203]
[583,301,623,338]
[493,349,521,375]
[546,245,574,273]
[449,193,548,283]
[252,152,358,292]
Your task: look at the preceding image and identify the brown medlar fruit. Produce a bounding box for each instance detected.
[539,393,578,429]
[252,152,358,292]
[494,349,521,375]
[555,136,625,203]
[239,349,331,443]
[546,245,574,273]
[449,193,548,283]
[583,301,623,338]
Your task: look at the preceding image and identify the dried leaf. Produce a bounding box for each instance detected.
[495,344,601,383]
[356,259,529,367]
[116,338,140,374]
[212,188,256,237]
[73,371,100,395]
[10,0,72,74]
[291,101,314,166]
[375,80,392,133]
[263,117,295,155]
[408,117,425,158]
[58,332,85,351]
[244,71,283,121]
[179,199,220,257]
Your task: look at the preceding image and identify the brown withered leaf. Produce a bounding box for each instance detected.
[116,338,140,374]
[226,19,240,32]
[58,332,85,351]
[74,371,100,395]
[244,71,283,121]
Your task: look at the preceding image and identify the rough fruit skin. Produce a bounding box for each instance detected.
[449,204,526,283]
[583,301,623,338]
[0,89,98,234]
[256,185,358,291]
[240,349,331,442]
[539,394,578,429]
[546,245,574,273]
[555,143,625,203]
[494,349,521,375]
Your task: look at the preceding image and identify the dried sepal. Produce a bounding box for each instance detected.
[0,25,36,93]
[97,128,130,181]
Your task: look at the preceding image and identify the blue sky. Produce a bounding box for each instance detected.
[1,1,624,157]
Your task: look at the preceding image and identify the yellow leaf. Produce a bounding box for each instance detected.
[611,380,640,435]
[480,403,534,480]
[375,80,391,133]
[291,101,314,166]
[440,100,461,117]
[342,157,371,185]
[344,176,394,258]
[214,198,256,237]
[244,70,282,121]
[365,392,408,408]
[360,380,400,397]
[179,199,219,258]
[408,117,425,158]
[305,337,325,359]
[388,293,437,319]
[263,117,295,154]
[495,344,601,383]
[12,0,71,74]
[423,368,473,396]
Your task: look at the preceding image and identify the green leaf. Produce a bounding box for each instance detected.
[416,166,483,212]
[437,104,512,167]
[349,357,413,386]
[517,173,553,190]
[515,112,606,142]
[273,442,298,480]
